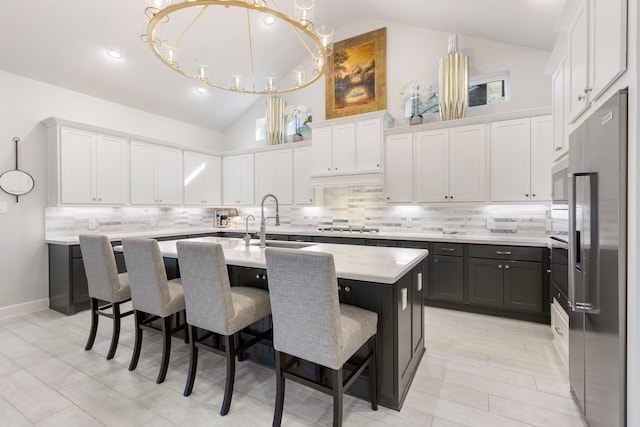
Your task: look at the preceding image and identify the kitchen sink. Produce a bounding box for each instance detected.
[249,240,314,248]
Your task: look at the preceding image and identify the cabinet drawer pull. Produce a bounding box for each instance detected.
[496,251,512,255]
[554,326,564,336]
[498,264,503,269]
[504,264,510,269]
[434,258,439,263]
[344,286,351,293]
[440,247,456,252]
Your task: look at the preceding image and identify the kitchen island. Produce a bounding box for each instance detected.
[117,236,429,411]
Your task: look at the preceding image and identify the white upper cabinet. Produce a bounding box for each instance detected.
[183,151,221,206]
[589,0,627,100]
[222,153,254,206]
[311,111,393,186]
[356,118,383,171]
[293,145,315,205]
[414,129,450,202]
[59,127,127,205]
[414,125,486,203]
[255,148,293,205]
[490,116,552,202]
[384,133,413,203]
[568,1,589,123]
[491,118,532,202]
[567,0,627,123]
[530,116,553,201]
[130,141,182,205]
[552,54,569,161]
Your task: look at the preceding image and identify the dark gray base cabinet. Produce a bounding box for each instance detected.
[431,255,464,302]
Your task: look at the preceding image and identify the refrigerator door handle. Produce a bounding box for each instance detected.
[569,172,600,314]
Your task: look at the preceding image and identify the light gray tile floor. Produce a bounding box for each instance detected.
[0,306,587,426]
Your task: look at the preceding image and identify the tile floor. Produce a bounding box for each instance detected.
[0,306,587,426]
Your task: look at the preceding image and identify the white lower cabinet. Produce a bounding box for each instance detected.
[59,127,127,205]
[130,141,182,205]
[414,125,486,203]
[490,116,552,202]
[183,151,221,206]
[222,154,254,206]
[551,299,569,371]
[255,149,293,205]
[293,146,315,205]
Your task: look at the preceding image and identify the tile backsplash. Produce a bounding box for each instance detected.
[45,186,550,239]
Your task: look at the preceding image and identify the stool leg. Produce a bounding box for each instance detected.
[182,311,189,344]
[368,335,378,411]
[332,368,344,427]
[272,351,286,427]
[85,298,99,351]
[183,325,198,397]
[157,316,172,384]
[129,311,143,371]
[106,302,121,360]
[220,334,236,416]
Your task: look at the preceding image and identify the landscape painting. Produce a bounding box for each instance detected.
[326,28,387,119]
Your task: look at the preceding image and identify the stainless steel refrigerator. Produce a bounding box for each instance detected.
[568,89,627,427]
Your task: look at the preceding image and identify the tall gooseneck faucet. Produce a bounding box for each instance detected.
[259,193,280,248]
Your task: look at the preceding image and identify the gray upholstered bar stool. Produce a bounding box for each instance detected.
[79,234,133,360]
[122,237,187,384]
[177,241,272,415]
[264,248,378,427]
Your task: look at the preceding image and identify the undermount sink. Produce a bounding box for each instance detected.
[249,240,314,249]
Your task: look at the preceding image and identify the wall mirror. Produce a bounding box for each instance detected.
[1,137,35,202]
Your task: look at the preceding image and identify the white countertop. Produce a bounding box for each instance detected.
[45,226,549,247]
[115,236,429,285]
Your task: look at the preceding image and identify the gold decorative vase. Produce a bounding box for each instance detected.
[438,35,469,121]
[266,96,286,145]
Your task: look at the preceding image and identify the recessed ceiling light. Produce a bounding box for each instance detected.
[263,15,275,25]
[106,46,125,59]
[195,85,207,94]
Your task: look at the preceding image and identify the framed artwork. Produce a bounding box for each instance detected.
[325,27,387,119]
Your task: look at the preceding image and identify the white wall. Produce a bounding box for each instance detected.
[0,70,222,315]
[223,18,552,151]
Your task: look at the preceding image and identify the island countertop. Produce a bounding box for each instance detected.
[115,236,429,285]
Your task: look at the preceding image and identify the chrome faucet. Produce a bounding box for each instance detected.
[244,215,255,247]
[259,193,280,248]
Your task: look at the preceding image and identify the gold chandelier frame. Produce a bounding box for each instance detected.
[144,0,331,95]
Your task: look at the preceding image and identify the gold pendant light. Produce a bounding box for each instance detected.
[438,34,469,121]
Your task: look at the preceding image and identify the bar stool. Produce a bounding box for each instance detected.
[264,248,378,427]
[177,241,272,415]
[79,234,133,360]
[122,237,187,384]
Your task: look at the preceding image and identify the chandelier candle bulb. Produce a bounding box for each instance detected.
[295,0,314,28]
[293,66,306,87]
[231,70,244,91]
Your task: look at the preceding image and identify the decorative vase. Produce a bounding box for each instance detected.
[409,115,423,125]
[292,133,303,142]
[266,96,286,145]
[438,34,469,121]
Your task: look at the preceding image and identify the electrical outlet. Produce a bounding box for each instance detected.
[88,218,98,230]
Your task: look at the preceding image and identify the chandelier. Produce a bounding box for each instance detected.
[142,0,334,95]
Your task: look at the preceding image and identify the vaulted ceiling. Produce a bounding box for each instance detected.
[0,0,564,132]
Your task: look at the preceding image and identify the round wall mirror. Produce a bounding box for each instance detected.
[0,169,35,196]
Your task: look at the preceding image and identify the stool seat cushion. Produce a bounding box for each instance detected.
[225,287,271,336]
[164,279,185,318]
[337,304,378,368]
[113,273,131,302]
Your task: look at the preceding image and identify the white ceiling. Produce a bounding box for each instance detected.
[0,0,564,132]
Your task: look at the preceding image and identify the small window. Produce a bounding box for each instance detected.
[405,71,510,117]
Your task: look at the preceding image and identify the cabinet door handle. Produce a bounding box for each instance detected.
[434,258,439,263]
[376,164,380,167]
[327,167,331,171]
[525,193,529,197]
[496,251,512,255]
[344,286,351,293]
[440,247,455,252]
[532,194,536,198]
[498,264,503,269]
[444,195,448,199]
[578,95,586,101]
[450,195,454,199]
[504,264,510,269]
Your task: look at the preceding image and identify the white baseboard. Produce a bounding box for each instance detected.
[0,299,50,320]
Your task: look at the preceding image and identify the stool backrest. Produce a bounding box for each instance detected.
[176,241,234,332]
[122,238,170,316]
[265,248,343,368]
[79,234,121,302]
